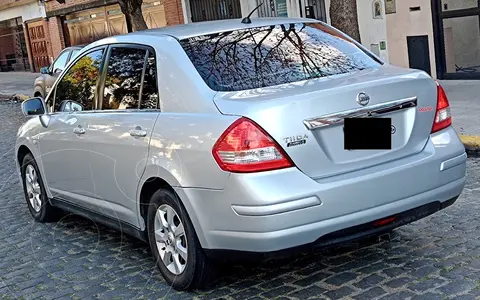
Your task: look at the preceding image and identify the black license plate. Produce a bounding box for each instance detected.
[344,118,392,150]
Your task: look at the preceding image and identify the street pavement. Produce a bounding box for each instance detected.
[1,97,480,298]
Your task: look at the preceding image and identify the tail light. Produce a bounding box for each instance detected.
[431,82,452,133]
[212,117,294,173]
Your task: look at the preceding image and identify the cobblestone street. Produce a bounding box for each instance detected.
[1,101,480,299]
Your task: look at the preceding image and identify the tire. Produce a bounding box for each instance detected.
[20,153,60,222]
[147,189,215,291]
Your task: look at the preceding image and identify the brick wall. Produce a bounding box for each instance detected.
[164,0,184,26]
[0,28,16,67]
[45,0,95,12]
[47,17,65,58]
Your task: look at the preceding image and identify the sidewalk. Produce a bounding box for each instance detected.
[0,72,39,98]
[440,80,480,153]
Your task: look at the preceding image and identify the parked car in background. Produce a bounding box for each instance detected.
[33,45,84,98]
[17,18,466,291]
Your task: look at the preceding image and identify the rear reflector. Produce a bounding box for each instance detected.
[212,117,294,173]
[373,216,396,227]
[431,82,452,133]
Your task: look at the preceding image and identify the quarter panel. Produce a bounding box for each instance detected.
[147,113,238,189]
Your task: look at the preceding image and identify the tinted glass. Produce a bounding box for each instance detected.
[140,51,159,109]
[103,47,146,110]
[70,49,80,61]
[51,51,70,73]
[180,23,381,91]
[54,49,104,112]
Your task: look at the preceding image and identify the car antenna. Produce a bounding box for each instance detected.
[241,3,263,24]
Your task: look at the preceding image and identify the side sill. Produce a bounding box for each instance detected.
[50,197,148,243]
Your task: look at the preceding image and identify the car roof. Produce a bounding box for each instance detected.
[122,17,318,40]
[63,45,85,51]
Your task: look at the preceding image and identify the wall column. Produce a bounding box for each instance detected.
[22,22,34,72]
[47,16,65,58]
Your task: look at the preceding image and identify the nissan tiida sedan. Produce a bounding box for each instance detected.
[16,18,466,290]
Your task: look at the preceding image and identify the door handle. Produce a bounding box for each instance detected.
[129,127,147,137]
[73,127,85,135]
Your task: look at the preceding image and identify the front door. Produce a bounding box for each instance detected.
[87,46,160,227]
[38,48,105,203]
[407,35,432,75]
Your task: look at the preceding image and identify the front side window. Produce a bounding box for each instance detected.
[102,47,147,110]
[51,50,70,73]
[54,49,104,112]
[180,22,382,92]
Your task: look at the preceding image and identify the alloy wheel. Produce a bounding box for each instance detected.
[154,204,188,275]
[25,164,42,212]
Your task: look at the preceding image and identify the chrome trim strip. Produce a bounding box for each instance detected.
[303,97,417,130]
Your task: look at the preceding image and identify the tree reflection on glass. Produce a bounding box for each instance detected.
[140,52,159,110]
[103,48,146,110]
[180,23,381,92]
[54,50,104,112]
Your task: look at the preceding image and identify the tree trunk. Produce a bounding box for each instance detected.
[329,0,361,43]
[118,0,148,32]
[125,13,133,33]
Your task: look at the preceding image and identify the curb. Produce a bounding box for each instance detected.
[460,135,480,157]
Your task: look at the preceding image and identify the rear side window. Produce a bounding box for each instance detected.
[102,47,147,110]
[102,47,159,110]
[180,22,381,92]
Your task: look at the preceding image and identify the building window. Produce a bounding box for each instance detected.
[373,0,383,19]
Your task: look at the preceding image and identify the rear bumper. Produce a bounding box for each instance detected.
[176,127,466,254]
[204,196,458,261]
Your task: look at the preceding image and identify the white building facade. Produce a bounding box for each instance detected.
[0,0,46,72]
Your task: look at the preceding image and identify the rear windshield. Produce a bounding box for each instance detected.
[179,22,382,92]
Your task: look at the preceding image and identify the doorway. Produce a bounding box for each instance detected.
[407,35,432,75]
[432,0,480,79]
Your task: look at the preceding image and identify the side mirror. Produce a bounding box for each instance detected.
[53,68,63,74]
[21,97,46,116]
[58,100,83,113]
[40,67,50,74]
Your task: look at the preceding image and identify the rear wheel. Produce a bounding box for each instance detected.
[147,189,215,291]
[21,153,60,222]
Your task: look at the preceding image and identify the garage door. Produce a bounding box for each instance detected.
[143,0,167,28]
[64,5,127,46]
[64,2,167,46]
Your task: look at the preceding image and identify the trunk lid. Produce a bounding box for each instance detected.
[213,66,438,179]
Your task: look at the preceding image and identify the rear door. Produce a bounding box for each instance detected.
[86,45,160,226]
[180,22,438,179]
